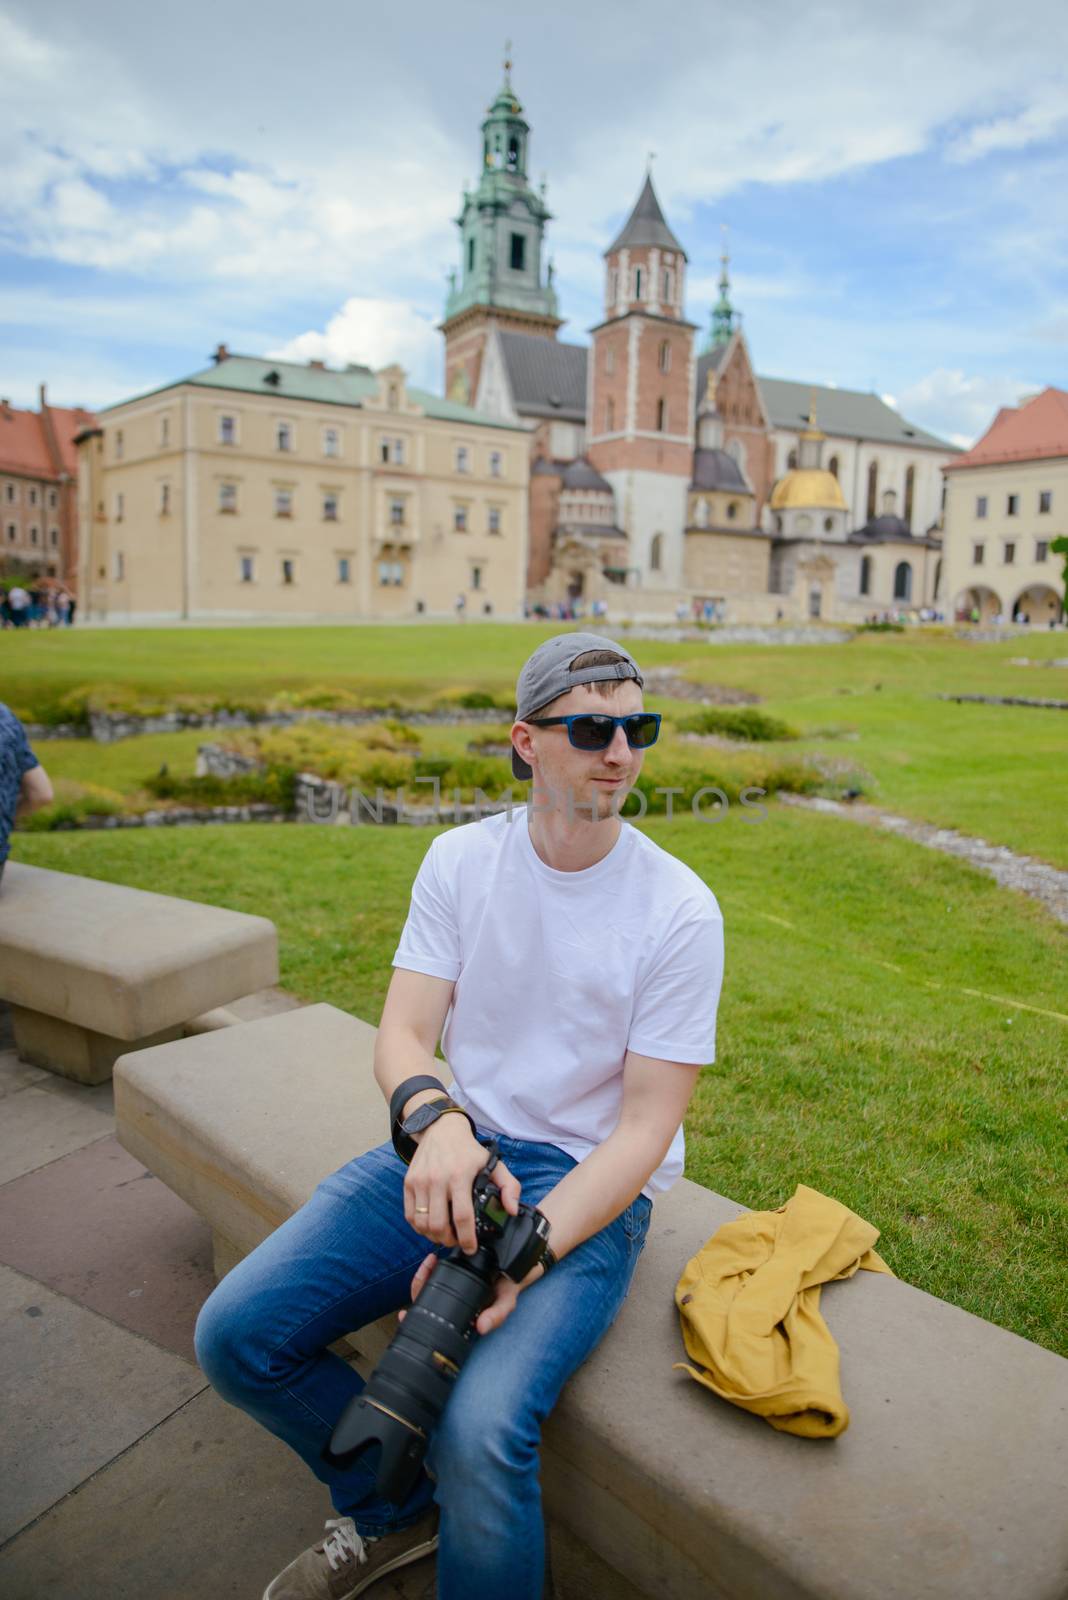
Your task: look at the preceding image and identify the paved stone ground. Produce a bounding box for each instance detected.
[0,997,437,1600]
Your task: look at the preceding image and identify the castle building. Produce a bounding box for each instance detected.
[75,351,528,623]
[0,386,94,594]
[941,387,1067,625]
[452,65,958,622]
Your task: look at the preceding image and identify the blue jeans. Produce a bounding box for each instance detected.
[194,1130,652,1600]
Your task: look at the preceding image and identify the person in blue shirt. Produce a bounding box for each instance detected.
[0,704,53,887]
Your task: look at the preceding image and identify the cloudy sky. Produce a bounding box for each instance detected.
[2,0,1066,445]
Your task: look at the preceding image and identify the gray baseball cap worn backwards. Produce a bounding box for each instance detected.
[511,632,645,781]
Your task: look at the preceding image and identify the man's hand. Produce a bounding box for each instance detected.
[397,1250,544,1336]
[403,1116,521,1254]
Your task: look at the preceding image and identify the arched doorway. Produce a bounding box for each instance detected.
[893,561,913,603]
[954,585,1003,624]
[1011,584,1061,625]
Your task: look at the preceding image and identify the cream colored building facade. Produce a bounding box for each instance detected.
[77,352,529,622]
[942,459,1066,626]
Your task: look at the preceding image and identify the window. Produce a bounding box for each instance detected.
[6,523,15,541]
[1006,494,1018,516]
[605,347,615,376]
[1036,540,1048,563]
[276,421,293,452]
[633,267,643,300]
[893,561,912,602]
[976,495,987,518]
[973,542,985,566]
[510,233,526,272]
[322,427,339,458]
[114,492,124,522]
[828,455,839,479]
[380,437,390,464]
[658,341,671,374]
[274,489,293,517]
[219,414,236,446]
[454,504,468,532]
[219,483,237,514]
[380,436,405,465]
[488,506,501,535]
[727,501,738,520]
[281,558,295,585]
[860,555,872,596]
[1039,491,1052,513]
[337,556,351,584]
[489,450,502,477]
[323,493,339,521]
[1004,542,1016,564]
[393,437,405,465]
[29,524,38,545]
[824,516,834,532]
[605,397,615,431]
[49,488,58,508]
[787,449,798,471]
[49,527,59,547]
[455,445,469,473]
[29,487,37,506]
[5,484,15,502]
[695,497,708,528]
[662,270,672,302]
[160,414,170,447]
[159,482,171,515]
[655,398,666,432]
[378,561,404,586]
[507,134,520,172]
[904,464,915,530]
[471,565,483,591]
[389,498,405,526]
[114,429,124,460]
[387,384,399,409]
[649,532,662,571]
[114,550,125,581]
[866,460,878,521]
[239,555,255,584]
[467,238,475,272]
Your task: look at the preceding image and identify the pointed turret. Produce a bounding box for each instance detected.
[704,226,738,352]
[606,170,686,257]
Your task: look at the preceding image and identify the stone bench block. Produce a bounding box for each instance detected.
[114,1004,1068,1600]
[0,862,278,1083]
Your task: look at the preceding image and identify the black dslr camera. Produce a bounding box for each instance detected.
[324,1141,551,1502]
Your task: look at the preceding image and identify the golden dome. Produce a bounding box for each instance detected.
[770,469,847,512]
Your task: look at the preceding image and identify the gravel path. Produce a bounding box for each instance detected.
[779,793,1068,926]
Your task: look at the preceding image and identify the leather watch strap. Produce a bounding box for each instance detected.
[389,1073,447,1137]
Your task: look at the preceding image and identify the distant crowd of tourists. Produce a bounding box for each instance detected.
[1,582,76,628]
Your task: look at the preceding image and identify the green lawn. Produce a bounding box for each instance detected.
[12,808,1067,1358]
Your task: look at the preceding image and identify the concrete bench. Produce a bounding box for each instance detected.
[114,1003,1068,1600]
[0,862,278,1085]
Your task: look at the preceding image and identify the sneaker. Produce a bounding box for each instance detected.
[263,1507,439,1599]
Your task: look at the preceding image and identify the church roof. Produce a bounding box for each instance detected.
[695,346,730,402]
[691,449,750,494]
[770,469,847,512]
[944,387,1068,469]
[497,331,588,421]
[606,173,686,258]
[99,353,524,432]
[560,456,612,492]
[758,376,954,451]
[853,512,914,542]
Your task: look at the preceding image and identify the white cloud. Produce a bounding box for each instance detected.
[268,298,442,389]
[897,368,1040,447]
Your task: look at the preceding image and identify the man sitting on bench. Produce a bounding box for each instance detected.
[194,634,725,1600]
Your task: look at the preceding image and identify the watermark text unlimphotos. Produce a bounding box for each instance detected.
[302,777,768,825]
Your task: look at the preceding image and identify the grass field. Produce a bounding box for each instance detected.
[6,622,1068,1356]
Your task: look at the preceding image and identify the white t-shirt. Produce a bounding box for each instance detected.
[391,805,724,1196]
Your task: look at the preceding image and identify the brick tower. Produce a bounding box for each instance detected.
[586,171,697,589]
[441,53,562,408]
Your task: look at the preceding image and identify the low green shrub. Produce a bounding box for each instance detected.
[20,779,127,830]
[143,767,297,808]
[675,706,798,741]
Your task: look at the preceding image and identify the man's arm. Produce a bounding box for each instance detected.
[474,1048,701,1334]
[374,967,521,1254]
[15,763,52,820]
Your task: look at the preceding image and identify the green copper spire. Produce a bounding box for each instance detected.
[704,225,738,352]
[443,49,560,330]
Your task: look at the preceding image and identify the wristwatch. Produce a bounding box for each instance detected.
[394,1096,478,1166]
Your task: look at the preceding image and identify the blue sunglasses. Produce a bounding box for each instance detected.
[525,712,661,752]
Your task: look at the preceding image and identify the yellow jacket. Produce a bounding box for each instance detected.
[674,1183,893,1439]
